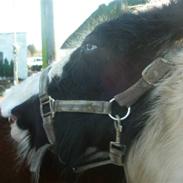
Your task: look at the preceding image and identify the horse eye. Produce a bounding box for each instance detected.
[85,44,98,51]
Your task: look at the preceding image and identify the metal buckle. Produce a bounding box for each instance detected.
[109,141,126,166]
[108,98,131,121]
[109,115,126,166]
[40,95,55,118]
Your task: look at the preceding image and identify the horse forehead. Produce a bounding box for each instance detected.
[0,49,74,118]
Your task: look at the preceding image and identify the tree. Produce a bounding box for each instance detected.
[3,58,9,77]
[0,52,3,77]
[0,58,14,78]
[0,60,3,77]
[9,61,14,77]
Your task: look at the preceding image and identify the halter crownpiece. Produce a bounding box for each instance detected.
[38,57,173,171]
[114,58,172,107]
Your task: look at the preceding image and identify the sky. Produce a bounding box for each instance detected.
[0,0,112,51]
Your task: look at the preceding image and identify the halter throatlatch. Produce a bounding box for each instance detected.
[38,57,173,170]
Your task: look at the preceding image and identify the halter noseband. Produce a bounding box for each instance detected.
[38,57,172,172]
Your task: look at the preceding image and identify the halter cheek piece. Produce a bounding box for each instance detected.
[38,57,172,172]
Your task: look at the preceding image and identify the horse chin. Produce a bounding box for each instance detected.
[10,122,29,143]
[10,122,31,164]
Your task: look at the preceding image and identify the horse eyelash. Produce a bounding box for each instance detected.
[85,44,98,51]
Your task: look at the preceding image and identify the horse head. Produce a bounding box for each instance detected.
[1,1,183,182]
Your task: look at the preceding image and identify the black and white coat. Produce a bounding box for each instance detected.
[1,1,183,182]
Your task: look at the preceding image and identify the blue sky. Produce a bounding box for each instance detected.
[0,0,112,50]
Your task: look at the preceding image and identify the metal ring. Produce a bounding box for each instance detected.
[108,98,131,121]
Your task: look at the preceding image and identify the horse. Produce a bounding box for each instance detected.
[0,117,125,183]
[0,116,31,183]
[0,116,125,183]
[1,1,183,182]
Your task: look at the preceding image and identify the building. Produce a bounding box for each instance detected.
[0,32,28,79]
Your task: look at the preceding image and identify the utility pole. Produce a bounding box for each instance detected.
[40,0,55,67]
[12,41,19,85]
[11,0,19,84]
[121,0,128,12]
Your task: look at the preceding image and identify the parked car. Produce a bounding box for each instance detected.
[27,56,42,71]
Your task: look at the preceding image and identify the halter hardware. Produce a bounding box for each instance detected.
[108,98,131,121]
[37,57,173,173]
[110,115,126,166]
[40,94,55,118]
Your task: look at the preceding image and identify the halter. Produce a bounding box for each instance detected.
[38,57,172,173]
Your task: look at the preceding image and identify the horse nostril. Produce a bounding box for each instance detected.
[8,115,17,125]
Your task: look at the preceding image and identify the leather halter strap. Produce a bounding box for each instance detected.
[39,58,172,134]
[39,57,172,169]
[39,66,56,144]
[115,57,172,106]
